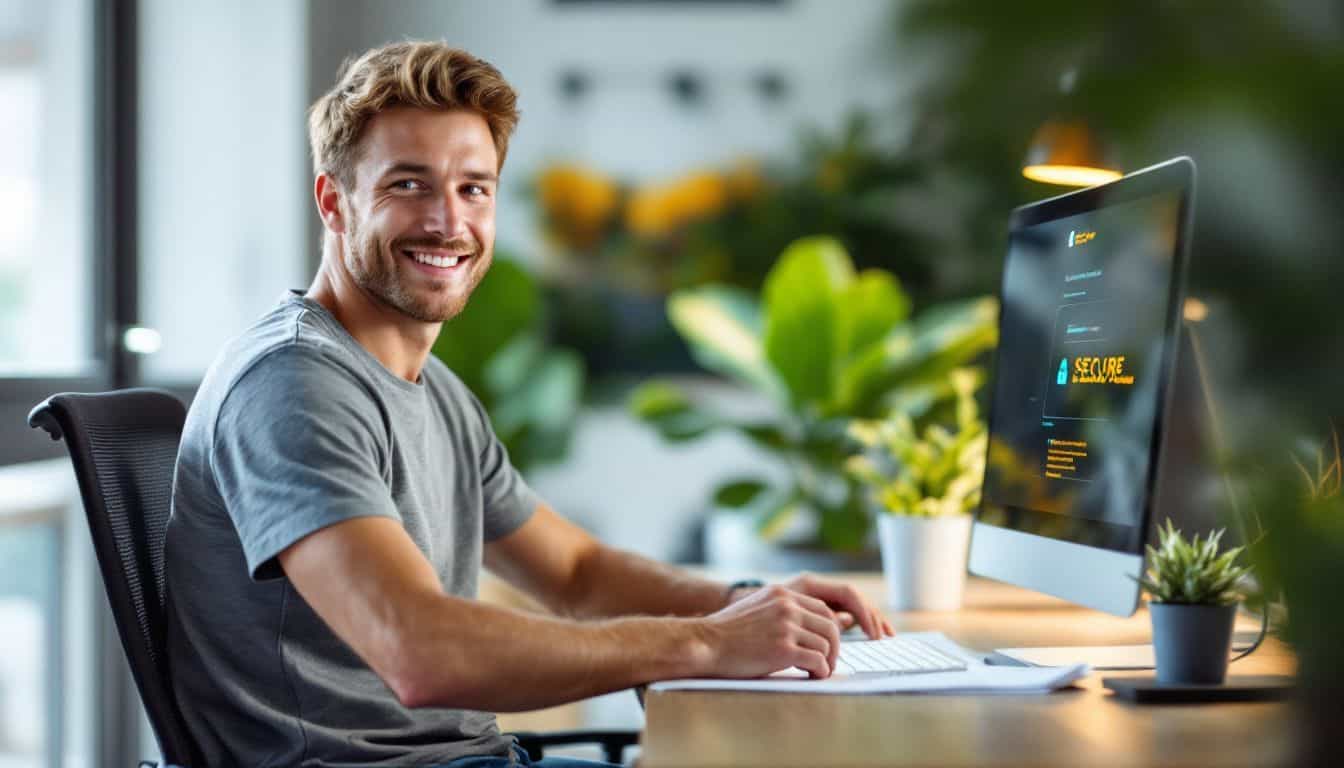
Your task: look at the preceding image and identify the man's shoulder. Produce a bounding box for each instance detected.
[190,297,372,427]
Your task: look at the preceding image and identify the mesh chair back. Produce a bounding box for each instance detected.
[28,389,200,766]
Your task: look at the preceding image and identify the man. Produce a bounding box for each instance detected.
[165,41,893,768]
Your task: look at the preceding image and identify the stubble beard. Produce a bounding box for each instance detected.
[342,213,490,324]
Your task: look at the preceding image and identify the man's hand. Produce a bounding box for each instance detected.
[698,584,845,678]
[731,573,895,640]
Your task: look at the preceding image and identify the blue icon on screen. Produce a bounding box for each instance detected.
[1057,358,1068,385]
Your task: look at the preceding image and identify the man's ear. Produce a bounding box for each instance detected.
[314,173,347,235]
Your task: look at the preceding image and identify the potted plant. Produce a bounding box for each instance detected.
[629,236,998,567]
[1136,519,1251,685]
[844,368,985,609]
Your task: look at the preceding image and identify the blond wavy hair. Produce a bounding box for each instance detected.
[308,41,519,188]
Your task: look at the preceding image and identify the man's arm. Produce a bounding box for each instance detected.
[483,503,729,618]
[279,515,845,712]
[485,503,894,637]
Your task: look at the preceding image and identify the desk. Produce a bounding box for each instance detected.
[640,575,1297,767]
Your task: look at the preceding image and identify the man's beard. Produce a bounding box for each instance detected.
[342,215,489,323]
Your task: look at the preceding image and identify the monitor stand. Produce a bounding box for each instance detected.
[982,622,1267,669]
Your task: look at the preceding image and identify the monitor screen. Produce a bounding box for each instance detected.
[978,165,1190,556]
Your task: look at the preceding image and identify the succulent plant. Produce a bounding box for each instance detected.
[1137,519,1251,606]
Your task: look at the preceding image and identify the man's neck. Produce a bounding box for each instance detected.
[306,249,441,384]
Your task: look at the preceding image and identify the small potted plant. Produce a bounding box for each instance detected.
[845,368,986,610]
[1137,519,1252,684]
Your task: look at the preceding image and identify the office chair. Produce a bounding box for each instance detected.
[29,389,640,766]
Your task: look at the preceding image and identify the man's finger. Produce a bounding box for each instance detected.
[793,624,832,662]
[793,648,831,679]
[798,607,842,669]
[802,580,881,638]
[792,591,839,625]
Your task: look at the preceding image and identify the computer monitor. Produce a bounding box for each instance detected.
[968,157,1196,617]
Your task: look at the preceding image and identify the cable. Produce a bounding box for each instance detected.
[1228,603,1271,663]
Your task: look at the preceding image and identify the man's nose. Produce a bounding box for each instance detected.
[424,191,469,238]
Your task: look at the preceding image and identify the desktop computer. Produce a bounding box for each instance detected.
[968,157,1196,617]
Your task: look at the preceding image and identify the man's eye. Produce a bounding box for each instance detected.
[463,184,489,197]
[392,179,424,191]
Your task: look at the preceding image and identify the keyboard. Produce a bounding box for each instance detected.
[834,635,968,676]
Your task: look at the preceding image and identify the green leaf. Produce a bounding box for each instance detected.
[713,479,771,509]
[432,258,540,395]
[627,381,724,442]
[667,285,784,399]
[835,269,911,364]
[754,492,803,541]
[762,236,856,407]
[737,422,793,454]
[834,296,999,415]
[627,381,693,421]
[484,334,542,395]
[489,349,583,436]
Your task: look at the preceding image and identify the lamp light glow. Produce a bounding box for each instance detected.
[1183,298,1209,323]
[122,326,162,355]
[1022,119,1121,187]
[1022,164,1122,186]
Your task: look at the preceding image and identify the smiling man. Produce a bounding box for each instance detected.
[164,42,891,768]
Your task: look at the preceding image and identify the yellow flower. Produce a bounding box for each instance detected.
[625,170,729,239]
[724,158,764,202]
[536,164,619,248]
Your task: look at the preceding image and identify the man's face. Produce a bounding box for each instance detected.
[338,107,498,323]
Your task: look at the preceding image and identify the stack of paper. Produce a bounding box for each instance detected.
[650,632,1088,695]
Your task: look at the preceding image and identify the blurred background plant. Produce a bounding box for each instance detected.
[846,367,987,519]
[1236,425,1343,764]
[629,236,997,553]
[891,0,1344,436]
[532,114,972,376]
[431,255,584,472]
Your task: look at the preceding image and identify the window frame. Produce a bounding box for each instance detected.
[0,0,141,466]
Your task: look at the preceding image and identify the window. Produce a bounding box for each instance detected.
[0,0,96,379]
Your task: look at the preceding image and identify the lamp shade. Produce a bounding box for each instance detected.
[1022,119,1122,186]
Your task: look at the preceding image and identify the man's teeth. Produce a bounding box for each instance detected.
[412,251,462,268]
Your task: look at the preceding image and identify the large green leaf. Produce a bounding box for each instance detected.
[627,380,723,443]
[835,269,911,365]
[667,285,783,399]
[834,296,999,416]
[762,237,855,408]
[432,258,540,395]
[490,347,583,443]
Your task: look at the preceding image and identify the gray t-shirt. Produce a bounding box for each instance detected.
[165,292,539,767]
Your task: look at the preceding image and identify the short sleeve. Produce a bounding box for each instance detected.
[212,345,400,581]
[459,385,539,541]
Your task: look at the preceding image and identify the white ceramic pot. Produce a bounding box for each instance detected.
[876,513,972,611]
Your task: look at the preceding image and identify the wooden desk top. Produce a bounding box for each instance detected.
[641,575,1297,767]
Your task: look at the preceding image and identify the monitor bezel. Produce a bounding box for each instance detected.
[969,156,1196,616]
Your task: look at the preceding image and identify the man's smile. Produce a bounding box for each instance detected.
[403,248,475,273]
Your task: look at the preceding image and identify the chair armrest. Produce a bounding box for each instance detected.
[509,729,641,765]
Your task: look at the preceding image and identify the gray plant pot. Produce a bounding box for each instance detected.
[1149,602,1236,684]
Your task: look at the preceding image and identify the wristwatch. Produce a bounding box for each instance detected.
[725,578,765,603]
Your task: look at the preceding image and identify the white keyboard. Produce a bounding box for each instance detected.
[835,635,968,676]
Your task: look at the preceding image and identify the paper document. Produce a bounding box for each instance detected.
[650,632,1088,695]
[993,644,1155,670]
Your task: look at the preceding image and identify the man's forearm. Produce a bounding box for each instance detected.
[395,589,710,712]
[564,544,736,619]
